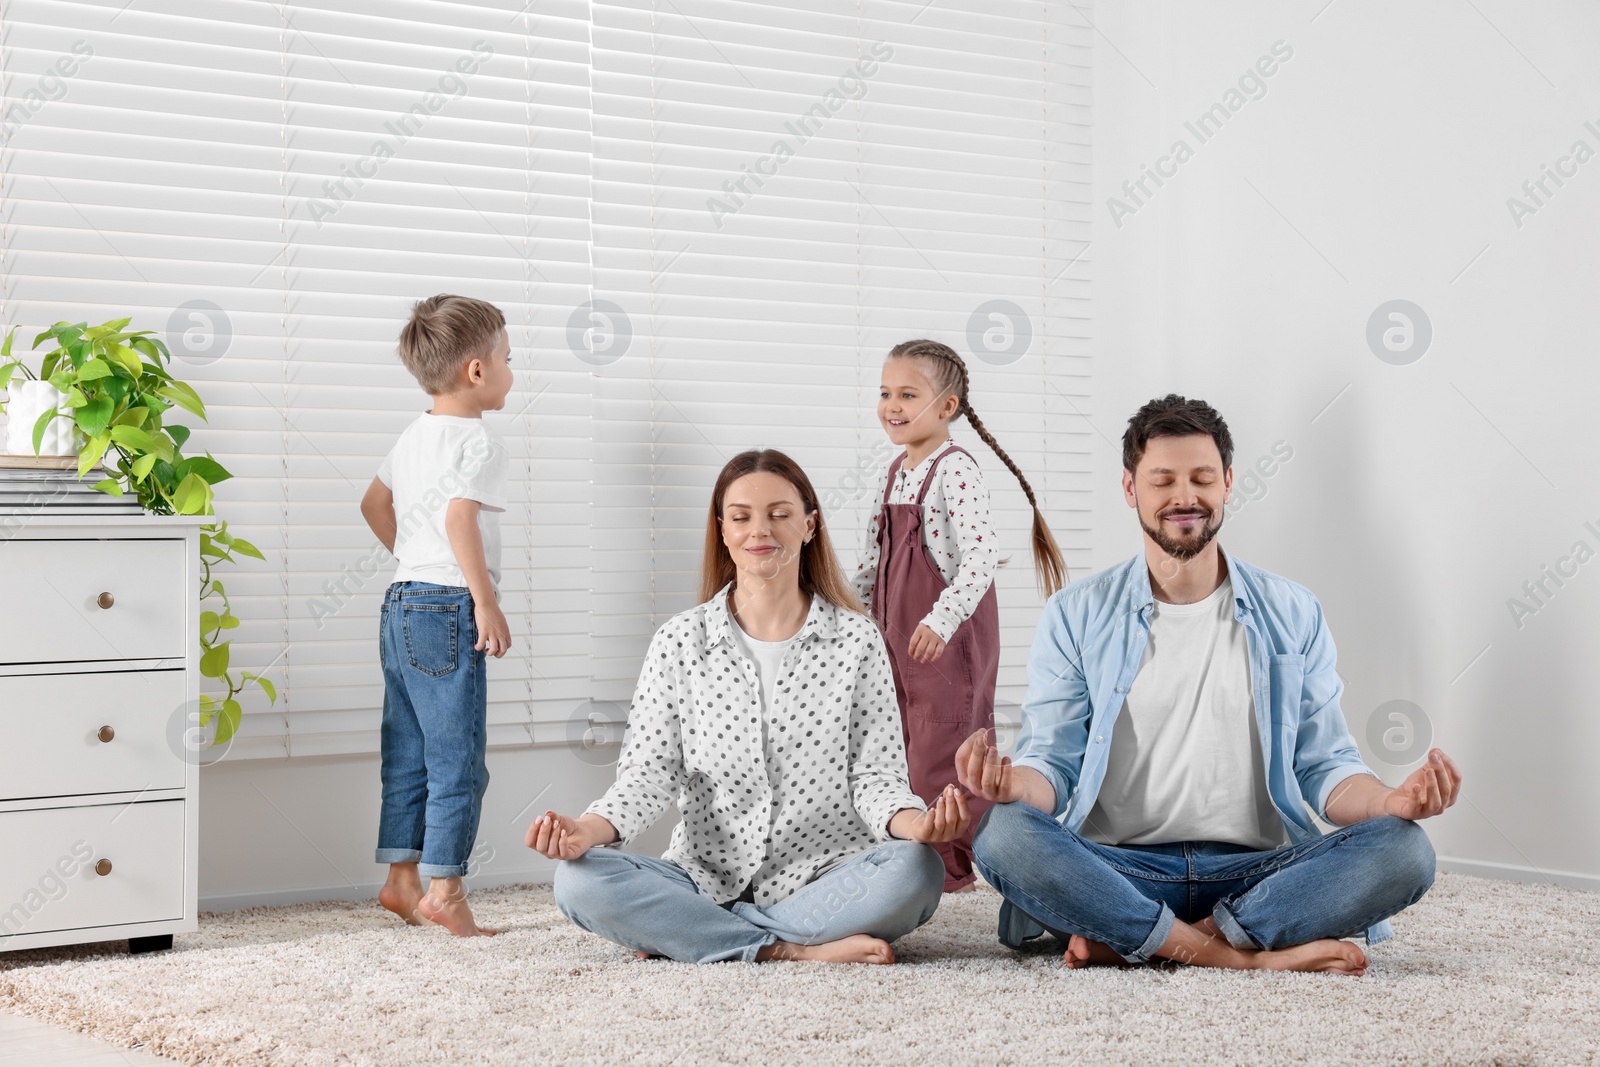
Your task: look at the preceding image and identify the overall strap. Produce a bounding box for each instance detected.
[914,444,971,507]
[881,451,906,506]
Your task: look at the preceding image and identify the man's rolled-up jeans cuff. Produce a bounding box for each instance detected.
[1210,901,1262,950]
[1124,900,1176,964]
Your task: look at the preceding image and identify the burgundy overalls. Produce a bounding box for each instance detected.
[871,443,999,891]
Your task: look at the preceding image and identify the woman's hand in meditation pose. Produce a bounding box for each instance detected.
[889,784,970,844]
[525,810,619,860]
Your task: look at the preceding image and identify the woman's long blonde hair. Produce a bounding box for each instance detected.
[888,338,1069,597]
[700,449,863,612]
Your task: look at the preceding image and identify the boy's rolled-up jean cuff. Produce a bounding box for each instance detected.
[374,849,470,879]
[1125,900,1176,964]
[418,861,470,878]
[376,848,422,865]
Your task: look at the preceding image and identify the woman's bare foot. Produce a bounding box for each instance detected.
[415,877,497,937]
[378,863,426,926]
[757,934,895,964]
[1063,934,1134,969]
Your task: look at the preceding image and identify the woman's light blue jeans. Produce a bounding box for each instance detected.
[972,801,1437,963]
[554,839,946,963]
[374,582,489,879]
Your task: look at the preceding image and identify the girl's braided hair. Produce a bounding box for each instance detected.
[887,338,1069,597]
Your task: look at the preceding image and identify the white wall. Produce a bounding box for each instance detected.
[198,749,678,910]
[1090,1,1599,888]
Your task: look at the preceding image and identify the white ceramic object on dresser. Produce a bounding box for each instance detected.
[1,381,81,457]
[0,514,203,955]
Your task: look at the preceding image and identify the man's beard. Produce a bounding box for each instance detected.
[1139,505,1223,561]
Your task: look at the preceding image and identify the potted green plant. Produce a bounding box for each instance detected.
[0,318,275,745]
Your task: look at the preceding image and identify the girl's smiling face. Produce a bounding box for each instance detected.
[878,358,959,449]
[718,471,815,588]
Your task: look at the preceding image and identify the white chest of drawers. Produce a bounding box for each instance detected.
[0,514,202,954]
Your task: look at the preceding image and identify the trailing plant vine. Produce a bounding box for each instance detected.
[0,318,274,745]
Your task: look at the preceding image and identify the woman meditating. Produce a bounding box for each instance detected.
[528,449,968,964]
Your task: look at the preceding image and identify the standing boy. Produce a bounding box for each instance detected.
[360,294,514,937]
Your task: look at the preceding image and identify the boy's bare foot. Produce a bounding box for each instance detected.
[415,877,498,937]
[757,934,895,965]
[1063,934,1135,968]
[379,863,426,926]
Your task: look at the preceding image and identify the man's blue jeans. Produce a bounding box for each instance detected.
[374,582,489,879]
[972,802,1437,963]
[554,839,946,963]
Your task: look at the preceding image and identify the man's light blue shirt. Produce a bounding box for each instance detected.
[1010,547,1393,944]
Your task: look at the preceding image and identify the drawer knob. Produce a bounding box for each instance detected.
[94,858,113,876]
[97,591,116,610]
[97,725,115,743]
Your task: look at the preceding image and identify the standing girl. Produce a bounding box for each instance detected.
[855,338,1067,892]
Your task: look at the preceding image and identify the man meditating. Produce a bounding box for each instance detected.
[961,395,1460,975]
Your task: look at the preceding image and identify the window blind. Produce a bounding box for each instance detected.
[1,0,1090,757]
[0,0,594,757]
[587,0,1094,713]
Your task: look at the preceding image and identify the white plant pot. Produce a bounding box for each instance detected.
[3,379,83,457]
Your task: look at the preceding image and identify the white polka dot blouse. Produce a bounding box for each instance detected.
[584,583,927,906]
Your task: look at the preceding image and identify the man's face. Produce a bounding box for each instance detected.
[1122,434,1232,561]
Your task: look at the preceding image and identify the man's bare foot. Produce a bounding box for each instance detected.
[757,934,895,965]
[947,882,977,894]
[1251,938,1368,975]
[1063,934,1134,969]
[415,878,497,937]
[1157,917,1367,974]
[378,864,426,926]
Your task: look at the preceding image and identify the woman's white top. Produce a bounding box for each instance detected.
[853,438,1002,642]
[729,613,798,718]
[586,584,926,906]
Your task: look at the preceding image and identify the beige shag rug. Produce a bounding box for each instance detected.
[1,871,1597,1067]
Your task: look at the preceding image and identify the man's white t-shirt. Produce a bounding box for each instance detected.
[1083,576,1287,850]
[375,413,509,591]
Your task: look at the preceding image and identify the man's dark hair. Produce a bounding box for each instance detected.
[1121,394,1234,474]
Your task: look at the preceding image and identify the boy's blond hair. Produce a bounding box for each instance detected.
[397,294,506,395]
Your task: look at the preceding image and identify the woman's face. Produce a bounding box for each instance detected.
[719,471,816,590]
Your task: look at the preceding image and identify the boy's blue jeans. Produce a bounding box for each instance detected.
[375,581,489,879]
[554,839,946,963]
[972,801,1437,963]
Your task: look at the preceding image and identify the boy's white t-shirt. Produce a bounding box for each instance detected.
[376,413,509,591]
